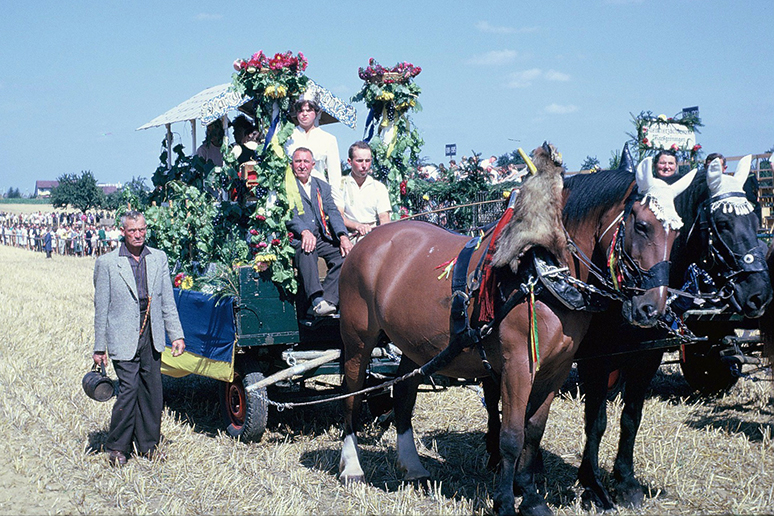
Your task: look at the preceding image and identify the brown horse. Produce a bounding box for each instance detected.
[337,147,693,515]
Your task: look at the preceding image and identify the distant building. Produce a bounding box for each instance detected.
[98,183,121,196]
[34,180,59,198]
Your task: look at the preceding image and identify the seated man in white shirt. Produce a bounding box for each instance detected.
[340,141,391,243]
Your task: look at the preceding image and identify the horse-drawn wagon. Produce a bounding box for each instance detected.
[135,79,417,442]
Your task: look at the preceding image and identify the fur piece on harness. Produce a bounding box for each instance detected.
[491,142,570,273]
[478,143,569,321]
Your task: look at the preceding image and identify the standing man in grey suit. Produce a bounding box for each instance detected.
[92,210,185,466]
[286,147,352,317]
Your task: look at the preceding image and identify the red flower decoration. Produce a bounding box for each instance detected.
[271,238,281,246]
[256,214,266,222]
[249,229,258,235]
[400,180,407,196]
[174,273,185,288]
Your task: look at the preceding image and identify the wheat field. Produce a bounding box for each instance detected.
[0,244,772,515]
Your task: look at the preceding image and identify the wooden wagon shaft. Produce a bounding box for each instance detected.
[246,349,341,392]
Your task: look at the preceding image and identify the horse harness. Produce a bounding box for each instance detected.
[689,192,767,282]
[421,192,672,378]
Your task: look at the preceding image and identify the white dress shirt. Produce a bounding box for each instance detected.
[285,125,343,208]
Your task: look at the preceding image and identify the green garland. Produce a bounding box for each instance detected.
[221,50,311,294]
[351,59,424,218]
[145,50,312,297]
[628,110,704,169]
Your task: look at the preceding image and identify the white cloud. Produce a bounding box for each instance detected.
[544,69,570,82]
[507,68,571,88]
[544,103,578,115]
[467,50,518,66]
[475,21,538,34]
[507,68,542,88]
[195,13,222,21]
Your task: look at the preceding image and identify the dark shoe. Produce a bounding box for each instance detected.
[108,449,128,467]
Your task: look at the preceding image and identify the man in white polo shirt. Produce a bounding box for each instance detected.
[340,141,391,243]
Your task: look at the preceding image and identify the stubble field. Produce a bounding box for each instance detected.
[0,244,772,515]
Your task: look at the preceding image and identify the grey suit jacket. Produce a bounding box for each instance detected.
[93,246,184,361]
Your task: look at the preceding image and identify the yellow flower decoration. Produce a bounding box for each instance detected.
[657,114,668,122]
[181,276,194,290]
[422,194,430,200]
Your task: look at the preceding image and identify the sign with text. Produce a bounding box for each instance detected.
[445,144,457,157]
[644,122,696,150]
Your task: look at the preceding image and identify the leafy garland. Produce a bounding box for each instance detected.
[144,50,310,297]
[351,59,424,217]
[628,110,704,168]
[221,50,311,295]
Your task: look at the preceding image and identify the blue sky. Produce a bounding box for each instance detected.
[1,0,772,195]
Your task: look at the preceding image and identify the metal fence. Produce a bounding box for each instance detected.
[404,191,507,235]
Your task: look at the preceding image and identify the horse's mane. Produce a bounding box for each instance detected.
[562,169,635,232]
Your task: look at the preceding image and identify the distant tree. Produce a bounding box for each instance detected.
[497,149,527,168]
[5,187,21,198]
[51,170,105,212]
[580,155,600,171]
[102,189,123,211]
[120,176,151,210]
[609,149,622,170]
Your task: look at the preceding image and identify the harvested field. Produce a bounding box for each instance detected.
[0,244,772,515]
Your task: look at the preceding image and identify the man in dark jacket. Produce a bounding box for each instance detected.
[286,147,352,317]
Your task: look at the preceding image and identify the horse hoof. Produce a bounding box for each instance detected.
[404,476,431,492]
[614,483,644,508]
[517,500,552,516]
[493,500,517,516]
[339,474,365,486]
[581,489,615,512]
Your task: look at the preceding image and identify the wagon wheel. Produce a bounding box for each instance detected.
[220,370,268,442]
[680,341,739,396]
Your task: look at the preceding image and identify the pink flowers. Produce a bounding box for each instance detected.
[256,214,266,222]
[670,143,680,152]
[692,144,702,152]
[400,180,407,196]
[271,238,281,246]
[234,50,308,74]
[358,58,422,83]
[642,137,651,147]
[173,272,185,288]
[249,229,259,235]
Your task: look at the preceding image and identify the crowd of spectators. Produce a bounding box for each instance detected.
[0,210,121,257]
[414,155,530,185]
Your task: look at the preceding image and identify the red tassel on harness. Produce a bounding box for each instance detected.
[478,207,513,322]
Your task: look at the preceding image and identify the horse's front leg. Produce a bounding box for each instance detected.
[513,390,555,516]
[393,354,431,484]
[482,375,502,471]
[339,330,372,484]
[612,350,663,508]
[576,358,616,512]
[493,359,528,516]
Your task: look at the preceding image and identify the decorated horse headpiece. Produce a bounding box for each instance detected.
[635,157,697,231]
[707,155,754,215]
